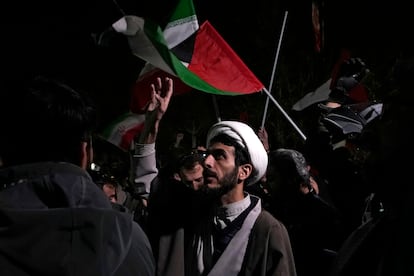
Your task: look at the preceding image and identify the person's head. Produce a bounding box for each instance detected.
[266,148,314,198]
[89,161,124,203]
[173,151,205,190]
[0,76,97,168]
[88,135,131,201]
[203,121,268,199]
[102,183,117,203]
[92,172,119,203]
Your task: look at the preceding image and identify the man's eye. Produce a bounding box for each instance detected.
[213,153,225,160]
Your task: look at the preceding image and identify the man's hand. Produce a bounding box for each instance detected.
[146,77,173,121]
[257,127,270,153]
[138,77,173,144]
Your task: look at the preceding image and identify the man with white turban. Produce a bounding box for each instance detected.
[185,120,297,276]
[131,78,296,275]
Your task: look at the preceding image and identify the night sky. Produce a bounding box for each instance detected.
[0,0,411,147]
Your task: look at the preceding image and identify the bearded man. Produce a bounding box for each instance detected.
[185,121,297,276]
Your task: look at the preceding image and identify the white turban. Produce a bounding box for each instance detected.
[206,121,268,186]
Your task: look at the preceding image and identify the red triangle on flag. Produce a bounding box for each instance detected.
[188,21,264,94]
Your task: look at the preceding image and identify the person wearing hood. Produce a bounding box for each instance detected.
[0,76,155,276]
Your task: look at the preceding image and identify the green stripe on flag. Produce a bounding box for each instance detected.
[169,0,196,23]
[113,0,264,96]
[144,20,240,95]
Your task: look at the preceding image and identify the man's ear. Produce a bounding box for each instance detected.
[238,164,253,181]
[173,172,182,181]
[80,141,92,170]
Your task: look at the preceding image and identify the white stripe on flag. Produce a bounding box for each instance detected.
[112,16,176,76]
[106,113,145,147]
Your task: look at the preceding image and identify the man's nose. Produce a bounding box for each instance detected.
[203,154,214,168]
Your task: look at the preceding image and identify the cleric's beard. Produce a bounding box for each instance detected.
[200,166,239,199]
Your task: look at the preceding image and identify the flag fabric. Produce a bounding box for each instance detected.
[187,21,264,93]
[292,49,370,111]
[330,49,351,90]
[101,112,146,151]
[129,0,199,113]
[292,78,332,111]
[112,0,264,113]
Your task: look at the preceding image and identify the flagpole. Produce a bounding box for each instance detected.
[261,10,288,128]
[262,88,307,141]
[212,95,222,122]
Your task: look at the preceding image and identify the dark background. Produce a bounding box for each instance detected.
[0,0,411,151]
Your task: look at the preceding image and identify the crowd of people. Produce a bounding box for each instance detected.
[0,46,412,276]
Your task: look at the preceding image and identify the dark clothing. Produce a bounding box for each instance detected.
[0,162,155,276]
[184,204,297,276]
[142,145,296,275]
[146,175,201,276]
[241,210,297,276]
[270,192,345,276]
[323,147,370,234]
[330,207,414,276]
[149,182,297,276]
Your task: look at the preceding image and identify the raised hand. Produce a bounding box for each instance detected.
[146,77,173,121]
[257,127,270,153]
[138,77,173,144]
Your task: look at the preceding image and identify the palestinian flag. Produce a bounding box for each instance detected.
[101,112,145,151]
[112,0,264,113]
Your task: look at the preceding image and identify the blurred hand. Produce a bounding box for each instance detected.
[258,127,270,152]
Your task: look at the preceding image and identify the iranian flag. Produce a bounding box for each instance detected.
[112,0,264,112]
[101,112,145,151]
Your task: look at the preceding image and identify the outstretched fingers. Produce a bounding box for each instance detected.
[147,77,174,119]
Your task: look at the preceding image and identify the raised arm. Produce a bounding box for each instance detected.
[132,77,173,195]
[138,77,173,144]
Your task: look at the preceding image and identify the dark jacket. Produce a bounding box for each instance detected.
[268,191,345,276]
[149,189,297,276]
[0,162,155,276]
[330,208,414,276]
[240,209,297,276]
